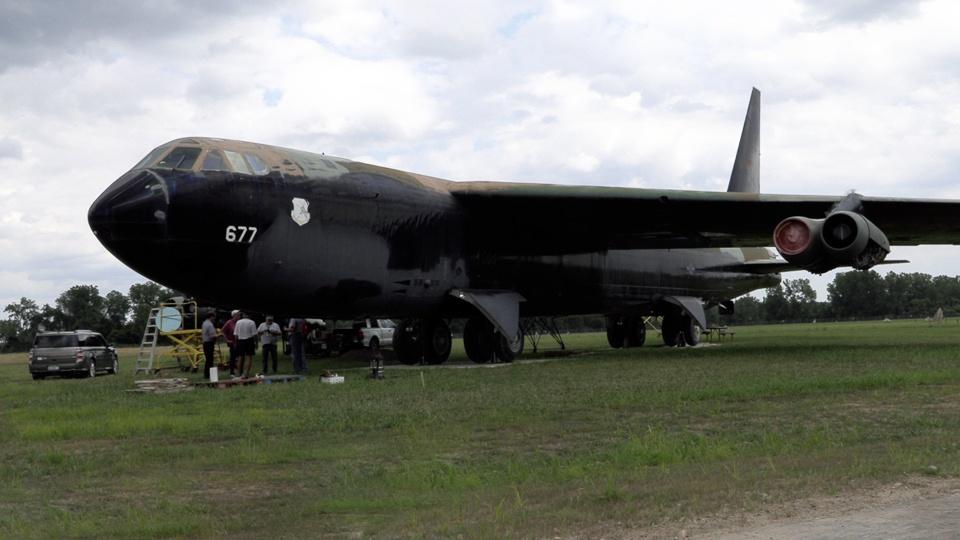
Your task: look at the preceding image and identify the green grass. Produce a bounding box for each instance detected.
[1,319,959,538]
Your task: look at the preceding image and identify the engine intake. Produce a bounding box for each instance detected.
[773,211,890,273]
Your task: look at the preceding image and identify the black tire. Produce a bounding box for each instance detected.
[495,328,524,363]
[393,320,421,365]
[624,316,646,348]
[682,316,701,346]
[463,317,495,364]
[423,318,452,365]
[606,316,625,349]
[32,373,45,380]
[86,359,96,378]
[108,355,119,375]
[661,314,680,347]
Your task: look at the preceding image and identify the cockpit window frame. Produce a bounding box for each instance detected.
[223,150,252,175]
[244,153,269,175]
[155,146,203,170]
[200,149,230,172]
[134,145,172,169]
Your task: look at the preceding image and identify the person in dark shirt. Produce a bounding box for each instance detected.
[201,311,218,379]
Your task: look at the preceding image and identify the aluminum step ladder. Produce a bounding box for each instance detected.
[135,308,160,374]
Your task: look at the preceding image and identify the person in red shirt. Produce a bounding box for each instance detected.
[221,310,241,376]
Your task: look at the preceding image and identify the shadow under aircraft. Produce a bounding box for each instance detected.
[89,89,958,365]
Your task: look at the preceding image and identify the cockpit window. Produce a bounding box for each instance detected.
[156,147,202,170]
[201,150,229,171]
[224,150,251,175]
[245,153,269,175]
[134,145,171,169]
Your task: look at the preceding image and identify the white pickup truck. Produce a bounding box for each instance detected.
[335,319,395,350]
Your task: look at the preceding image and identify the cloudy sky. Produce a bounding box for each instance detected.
[2,0,960,311]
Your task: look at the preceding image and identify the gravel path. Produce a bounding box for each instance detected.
[704,490,960,539]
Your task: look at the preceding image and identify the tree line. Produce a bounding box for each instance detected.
[2,270,958,351]
[1,282,175,351]
[725,270,960,325]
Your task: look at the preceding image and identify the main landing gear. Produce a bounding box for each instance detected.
[394,318,453,365]
[660,310,701,346]
[463,316,523,364]
[606,311,701,348]
[605,315,646,348]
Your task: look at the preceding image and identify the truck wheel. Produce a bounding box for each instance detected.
[32,373,45,380]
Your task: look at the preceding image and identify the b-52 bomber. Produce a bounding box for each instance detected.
[88,89,960,365]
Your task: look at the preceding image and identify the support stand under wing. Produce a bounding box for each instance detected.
[450,289,526,347]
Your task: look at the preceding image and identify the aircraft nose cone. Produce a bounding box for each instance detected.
[88,169,169,244]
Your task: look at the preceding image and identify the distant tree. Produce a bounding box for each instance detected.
[931,275,960,317]
[783,278,817,321]
[3,297,39,343]
[763,284,790,322]
[128,282,175,334]
[728,295,762,324]
[828,270,886,319]
[0,318,21,350]
[32,304,64,334]
[55,285,107,332]
[104,290,131,328]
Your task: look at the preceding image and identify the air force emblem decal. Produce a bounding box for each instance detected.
[290,197,311,226]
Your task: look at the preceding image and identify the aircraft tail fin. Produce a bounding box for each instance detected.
[727,87,760,193]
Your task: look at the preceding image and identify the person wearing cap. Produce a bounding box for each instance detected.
[257,315,282,374]
[201,311,218,379]
[222,310,241,376]
[234,312,258,378]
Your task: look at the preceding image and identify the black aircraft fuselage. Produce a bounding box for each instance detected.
[88,138,776,322]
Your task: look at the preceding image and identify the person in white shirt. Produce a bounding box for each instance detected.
[234,313,258,377]
[257,315,282,374]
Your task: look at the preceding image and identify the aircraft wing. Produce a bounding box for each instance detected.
[449,182,960,255]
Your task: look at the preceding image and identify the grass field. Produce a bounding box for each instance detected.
[1,319,959,538]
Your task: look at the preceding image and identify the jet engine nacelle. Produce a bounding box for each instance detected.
[773,211,890,273]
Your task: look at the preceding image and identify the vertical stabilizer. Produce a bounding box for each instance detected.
[727,87,760,193]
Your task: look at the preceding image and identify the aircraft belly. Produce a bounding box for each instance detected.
[469,248,777,316]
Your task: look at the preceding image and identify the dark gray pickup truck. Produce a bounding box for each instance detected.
[28,331,119,380]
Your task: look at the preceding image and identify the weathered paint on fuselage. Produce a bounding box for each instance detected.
[88,138,779,318]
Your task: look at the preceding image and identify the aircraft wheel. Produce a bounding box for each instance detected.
[661,314,681,347]
[495,328,524,363]
[624,317,646,348]
[463,317,495,364]
[605,315,625,348]
[393,320,422,365]
[423,318,452,365]
[682,316,701,346]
